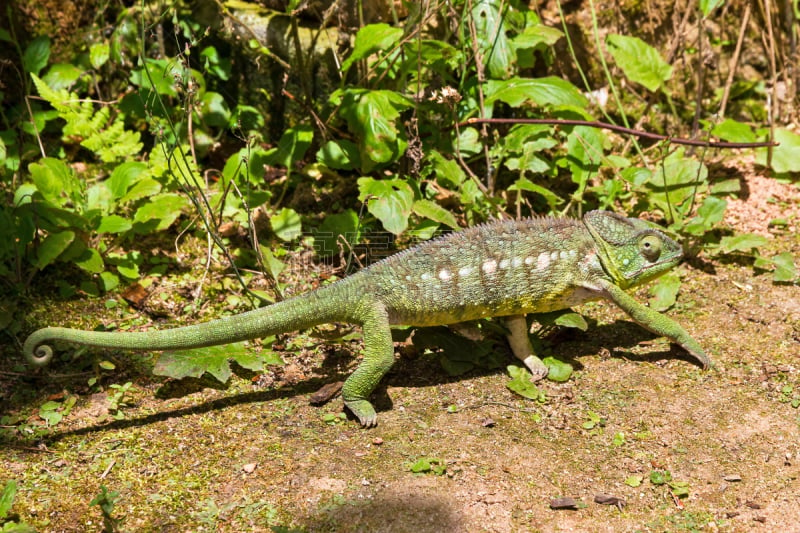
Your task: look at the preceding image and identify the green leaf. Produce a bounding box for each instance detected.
[649,469,672,485]
[0,480,17,519]
[35,231,75,269]
[757,128,800,174]
[23,35,51,75]
[471,0,515,79]
[200,91,231,128]
[315,210,360,257]
[771,252,798,282]
[645,148,707,216]
[699,0,725,17]
[542,356,573,382]
[154,342,276,383]
[426,151,466,188]
[108,161,148,197]
[508,177,563,211]
[74,247,105,274]
[648,272,680,312]
[554,312,588,331]
[339,90,412,172]
[710,118,756,143]
[606,34,673,92]
[341,23,403,71]
[506,365,546,401]
[316,139,361,170]
[624,475,642,487]
[96,215,132,234]
[29,157,81,207]
[358,177,414,235]
[412,199,459,230]
[270,207,302,241]
[684,196,727,236]
[719,233,768,254]
[133,193,189,232]
[89,42,110,69]
[42,63,84,90]
[267,124,314,168]
[486,76,588,108]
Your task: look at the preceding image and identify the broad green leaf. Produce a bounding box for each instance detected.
[565,125,605,185]
[412,199,459,230]
[74,247,105,274]
[267,124,314,168]
[542,356,573,382]
[719,233,768,254]
[645,148,707,216]
[96,215,132,234]
[99,271,120,291]
[130,58,180,96]
[270,207,302,241]
[756,128,800,174]
[685,196,727,236]
[108,161,147,200]
[606,34,673,92]
[357,177,414,235]
[648,272,680,312]
[154,342,281,383]
[425,151,466,188]
[316,139,361,170]
[258,245,286,281]
[200,45,232,80]
[471,0,515,79]
[341,23,403,71]
[89,42,110,69]
[315,210,360,257]
[771,252,798,282]
[554,312,588,331]
[35,231,75,269]
[133,193,189,232]
[339,89,412,171]
[42,63,83,90]
[200,91,231,128]
[486,76,588,108]
[120,178,161,204]
[506,365,546,401]
[0,480,17,519]
[711,118,756,143]
[23,35,51,75]
[28,157,81,207]
[508,177,563,211]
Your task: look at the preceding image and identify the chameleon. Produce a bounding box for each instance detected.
[24,210,711,427]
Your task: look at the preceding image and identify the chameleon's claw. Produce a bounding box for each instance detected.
[344,399,378,428]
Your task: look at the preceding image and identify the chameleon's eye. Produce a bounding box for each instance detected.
[639,235,662,262]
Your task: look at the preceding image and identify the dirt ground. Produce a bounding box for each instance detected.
[2,168,798,532]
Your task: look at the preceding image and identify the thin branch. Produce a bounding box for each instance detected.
[458,118,779,149]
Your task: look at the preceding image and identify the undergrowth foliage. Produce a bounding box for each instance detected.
[0,1,797,346]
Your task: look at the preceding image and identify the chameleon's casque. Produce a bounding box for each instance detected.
[24,210,710,426]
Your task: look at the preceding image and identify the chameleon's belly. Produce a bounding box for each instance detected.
[387,286,602,327]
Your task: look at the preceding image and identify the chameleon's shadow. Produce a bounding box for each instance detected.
[28,319,703,447]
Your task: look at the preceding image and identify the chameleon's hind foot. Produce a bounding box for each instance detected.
[344,399,378,428]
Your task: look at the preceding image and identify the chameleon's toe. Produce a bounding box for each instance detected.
[522,355,549,382]
[344,399,378,428]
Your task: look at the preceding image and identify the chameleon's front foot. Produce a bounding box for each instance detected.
[344,398,378,428]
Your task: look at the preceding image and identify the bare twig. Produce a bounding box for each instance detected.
[458,118,779,149]
[719,4,751,118]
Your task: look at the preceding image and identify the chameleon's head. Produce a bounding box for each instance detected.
[584,210,684,289]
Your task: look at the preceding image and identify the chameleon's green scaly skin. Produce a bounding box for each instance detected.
[24,211,711,427]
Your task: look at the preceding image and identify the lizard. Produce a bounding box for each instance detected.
[24,210,711,427]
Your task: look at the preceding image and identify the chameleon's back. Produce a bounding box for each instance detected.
[364,216,607,326]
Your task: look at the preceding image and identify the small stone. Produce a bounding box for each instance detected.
[723,474,742,482]
[372,437,384,445]
[242,463,257,474]
[550,497,580,510]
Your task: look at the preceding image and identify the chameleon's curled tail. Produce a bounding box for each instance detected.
[24,280,357,367]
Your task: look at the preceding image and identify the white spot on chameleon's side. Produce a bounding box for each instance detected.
[550,251,559,261]
[512,256,523,268]
[560,251,570,260]
[458,266,473,277]
[421,272,432,281]
[439,269,452,281]
[482,259,498,274]
[499,259,509,269]
[524,256,535,266]
[537,252,550,270]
